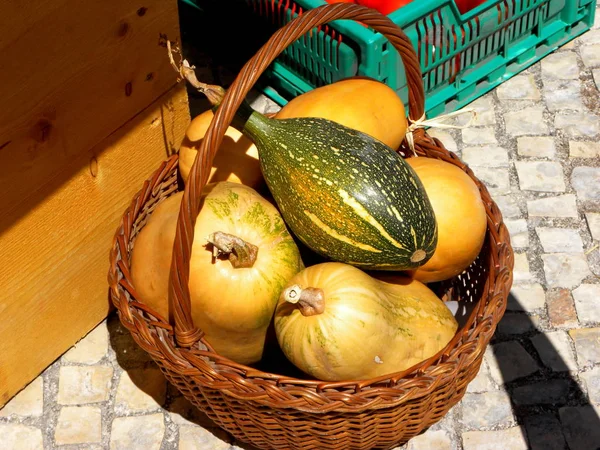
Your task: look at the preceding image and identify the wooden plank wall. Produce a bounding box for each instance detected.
[0,0,191,406]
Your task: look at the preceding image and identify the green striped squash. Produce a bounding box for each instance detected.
[230,101,437,271]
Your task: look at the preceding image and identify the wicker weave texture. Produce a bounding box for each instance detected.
[108,4,513,449]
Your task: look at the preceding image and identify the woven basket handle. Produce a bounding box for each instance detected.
[168,3,426,348]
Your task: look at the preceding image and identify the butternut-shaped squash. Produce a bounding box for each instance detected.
[274,262,458,381]
[130,182,304,365]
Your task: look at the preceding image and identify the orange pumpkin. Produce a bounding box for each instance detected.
[406,157,487,283]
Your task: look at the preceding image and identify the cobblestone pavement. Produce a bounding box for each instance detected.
[2,6,600,450]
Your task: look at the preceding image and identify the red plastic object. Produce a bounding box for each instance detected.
[454,0,485,14]
[356,0,413,15]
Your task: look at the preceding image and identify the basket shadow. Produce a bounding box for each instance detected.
[489,292,600,450]
[106,312,259,448]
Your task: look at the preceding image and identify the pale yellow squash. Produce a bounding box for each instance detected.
[130,182,304,365]
[274,262,458,381]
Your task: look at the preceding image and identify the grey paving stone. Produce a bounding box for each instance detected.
[462,427,528,450]
[506,219,529,248]
[467,360,496,393]
[0,377,43,418]
[581,366,600,404]
[541,51,580,79]
[579,28,600,45]
[512,254,535,284]
[426,129,458,154]
[593,68,600,91]
[462,127,498,145]
[524,414,567,450]
[470,166,511,195]
[505,107,549,136]
[110,414,165,450]
[527,194,578,218]
[573,284,600,323]
[459,390,514,430]
[559,405,600,450]
[569,141,600,158]
[544,80,585,112]
[512,379,570,406]
[493,195,521,218]
[486,341,539,384]
[497,74,541,100]
[585,212,600,240]
[406,430,453,450]
[536,227,584,253]
[581,44,600,67]
[179,426,232,450]
[569,328,600,368]
[508,283,545,312]
[517,136,556,158]
[531,331,578,372]
[0,423,44,450]
[462,145,509,167]
[571,166,600,202]
[515,161,566,192]
[498,313,540,336]
[541,253,593,289]
[555,111,600,137]
[455,96,496,127]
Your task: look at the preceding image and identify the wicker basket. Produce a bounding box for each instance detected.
[108,4,513,449]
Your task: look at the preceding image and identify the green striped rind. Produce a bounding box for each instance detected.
[243,114,437,271]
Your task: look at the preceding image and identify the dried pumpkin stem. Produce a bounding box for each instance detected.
[282,285,325,317]
[207,231,258,269]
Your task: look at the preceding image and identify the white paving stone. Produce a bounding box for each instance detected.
[55,406,102,445]
[555,111,600,137]
[0,377,43,417]
[455,96,496,127]
[505,107,549,136]
[0,423,44,450]
[571,166,600,202]
[573,284,600,323]
[110,414,165,450]
[115,368,167,413]
[512,253,534,283]
[469,166,511,195]
[63,321,109,364]
[462,427,528,450]
[517,136,556,158]
[515,161,565,192]
[508,283,545,311]
[459,390,514,429]
[581,366,600,404]
[462,145,509,167]
[497,74,540,100]
[536,227,584,253]
[581,44,600,67]
[467,360,496,393]
[179,426,232,450]
[486,342,539,384]
[531,330,578,372]
[505,219,529,248]
[586,212,600,240]
[462,127,497,145]
[570,328,600,368]
[579,28,600,45]
[57,365,113,405]
[544,79,585,112]
[527,194,578,218]
[542,253,592,288]
[593,68,600,91]
[569,141,600,158]
[493,195,521,218]
[406,430,453,450]
[541,51,580,79]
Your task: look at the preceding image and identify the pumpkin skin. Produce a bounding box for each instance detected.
[130,182,304,365]
[179,109,264,190]
[276,77,408,150]
[405,157,487,283]
[274,262,458,381]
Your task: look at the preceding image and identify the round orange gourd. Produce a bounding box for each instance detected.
[406,157,487,283]
[179,109,264,189]
[276,77,408,150]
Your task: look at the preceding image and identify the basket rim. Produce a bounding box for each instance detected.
[108,135,514,413]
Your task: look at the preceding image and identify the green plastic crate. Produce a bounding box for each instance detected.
[182,0,596,118]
